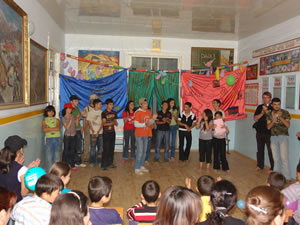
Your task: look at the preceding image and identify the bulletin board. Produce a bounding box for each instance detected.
[245,83,259,106]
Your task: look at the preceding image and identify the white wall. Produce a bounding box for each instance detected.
[64,34,238,150]
[0,0,65,168]
[236,15,300,177]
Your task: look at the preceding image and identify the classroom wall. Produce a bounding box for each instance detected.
[235,15,300,177]
[0,0,65,167]
[64,34,238,149]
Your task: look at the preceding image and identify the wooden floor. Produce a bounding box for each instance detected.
[68,150,271,225]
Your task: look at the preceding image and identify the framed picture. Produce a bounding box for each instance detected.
[191,47,234,71]
[30,39,48,105]
[245,83,259,106]
[246,64,258,80]
[0,0,29,109]
[260,57,266,75]
[78,50,120,80]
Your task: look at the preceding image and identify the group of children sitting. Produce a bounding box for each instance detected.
[0,131,299,225]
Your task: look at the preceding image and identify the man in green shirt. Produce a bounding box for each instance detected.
[70,95,86,168]
[266,97,291,180]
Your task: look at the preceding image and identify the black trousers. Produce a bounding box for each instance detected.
[62,135,76,167]
[213,138,229,171]
[74,130,82,164]
[256,133,274,170]
[199,139,213,163]
[102,132,116,168]
[179,130,192,161]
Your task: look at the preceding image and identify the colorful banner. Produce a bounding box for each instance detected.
[181,68,246,121]
[60,70,127,118]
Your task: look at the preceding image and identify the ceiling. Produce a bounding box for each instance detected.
[37,0,300,40]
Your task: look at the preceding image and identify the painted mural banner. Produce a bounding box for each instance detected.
[78,50,120,80]
[181,68,246,121]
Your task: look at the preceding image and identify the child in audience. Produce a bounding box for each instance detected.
[196,109,214,169]
[212,99,225,119]
[0,187,17,225]
[87,99,103,167]
[62,103,77,170]
[122,100,136,162]
[49,162,72,193]
[88,176,123,225]
[185,175,215,222]
[42,105,61,171]
[49,190,91,225]
[0,135,40,202]
[198,180,244,225]
[213,111,230,173]
[127,180,160,223]
[282,162,300,225]
[154,186,201,225]
[101,99,118,170]
[267,172,286,191]
[246,186,285,225]
[168,98,178,161]
[11,174,63,225]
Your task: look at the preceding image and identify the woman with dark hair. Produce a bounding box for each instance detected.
[154,186,202,225]
[246,186,285,225]
[196,109,214,170]
[0,187,17,225]
[198,180,244,225]
[0,136,40,202]
[49,190,91,225]
[122,100,136,162]
[168,98,178,161]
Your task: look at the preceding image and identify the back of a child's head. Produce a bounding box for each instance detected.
[49,190,88,225]
[0,147,16,174]
[35,174,63,197]
[197,175,215,196]
[142,180,160,203]
[267,172,286,190]
[297,162,300,173]
[49,162,71,178]
[206,180,237,225]
[246,185,285,225]
[0,187,17,211]
[88,176,112,203]
[154,186,201,225]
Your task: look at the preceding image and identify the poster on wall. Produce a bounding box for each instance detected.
[245,83,259,106]
[30,39,48,105]
[261,77,269,94]
[263,49,300,75]
[246,64,258,80]
[191,47,234,71]
[78,50,120,80]
[0,0,28,108]
[260,57,266,75]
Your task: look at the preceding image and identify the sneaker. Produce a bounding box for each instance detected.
[135,169,144,175]
[71,167,79,171]
[75,163,87,168]
[140,166,149,173]
[102,167,108,171]
[108,164,117,169]
[89,164,94,168]
[121,159,127,163]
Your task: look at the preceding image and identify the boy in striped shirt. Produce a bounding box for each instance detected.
[11,174,63,225]
[127,180,160,224]
[282,162,300,225]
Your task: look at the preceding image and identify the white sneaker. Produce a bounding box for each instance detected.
[75,163,87,168]
[140,166,149,173]
[135,169,144,175]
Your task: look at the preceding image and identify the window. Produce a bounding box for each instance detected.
[285,75,296,109]
[273,77,282,99]
[131,56,178,71]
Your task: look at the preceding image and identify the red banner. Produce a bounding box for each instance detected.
[181,68,246,121]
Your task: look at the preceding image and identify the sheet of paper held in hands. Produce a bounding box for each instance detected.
[214,118,226,134]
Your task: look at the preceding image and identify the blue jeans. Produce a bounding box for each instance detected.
[45,137,61,171]
[134,136,148,169]
[169,125,177,158]
[155,130,170,161]
[90,134,103,165]
[145,137,152,161]
[271,136,290,179]
[123,129,135,159]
